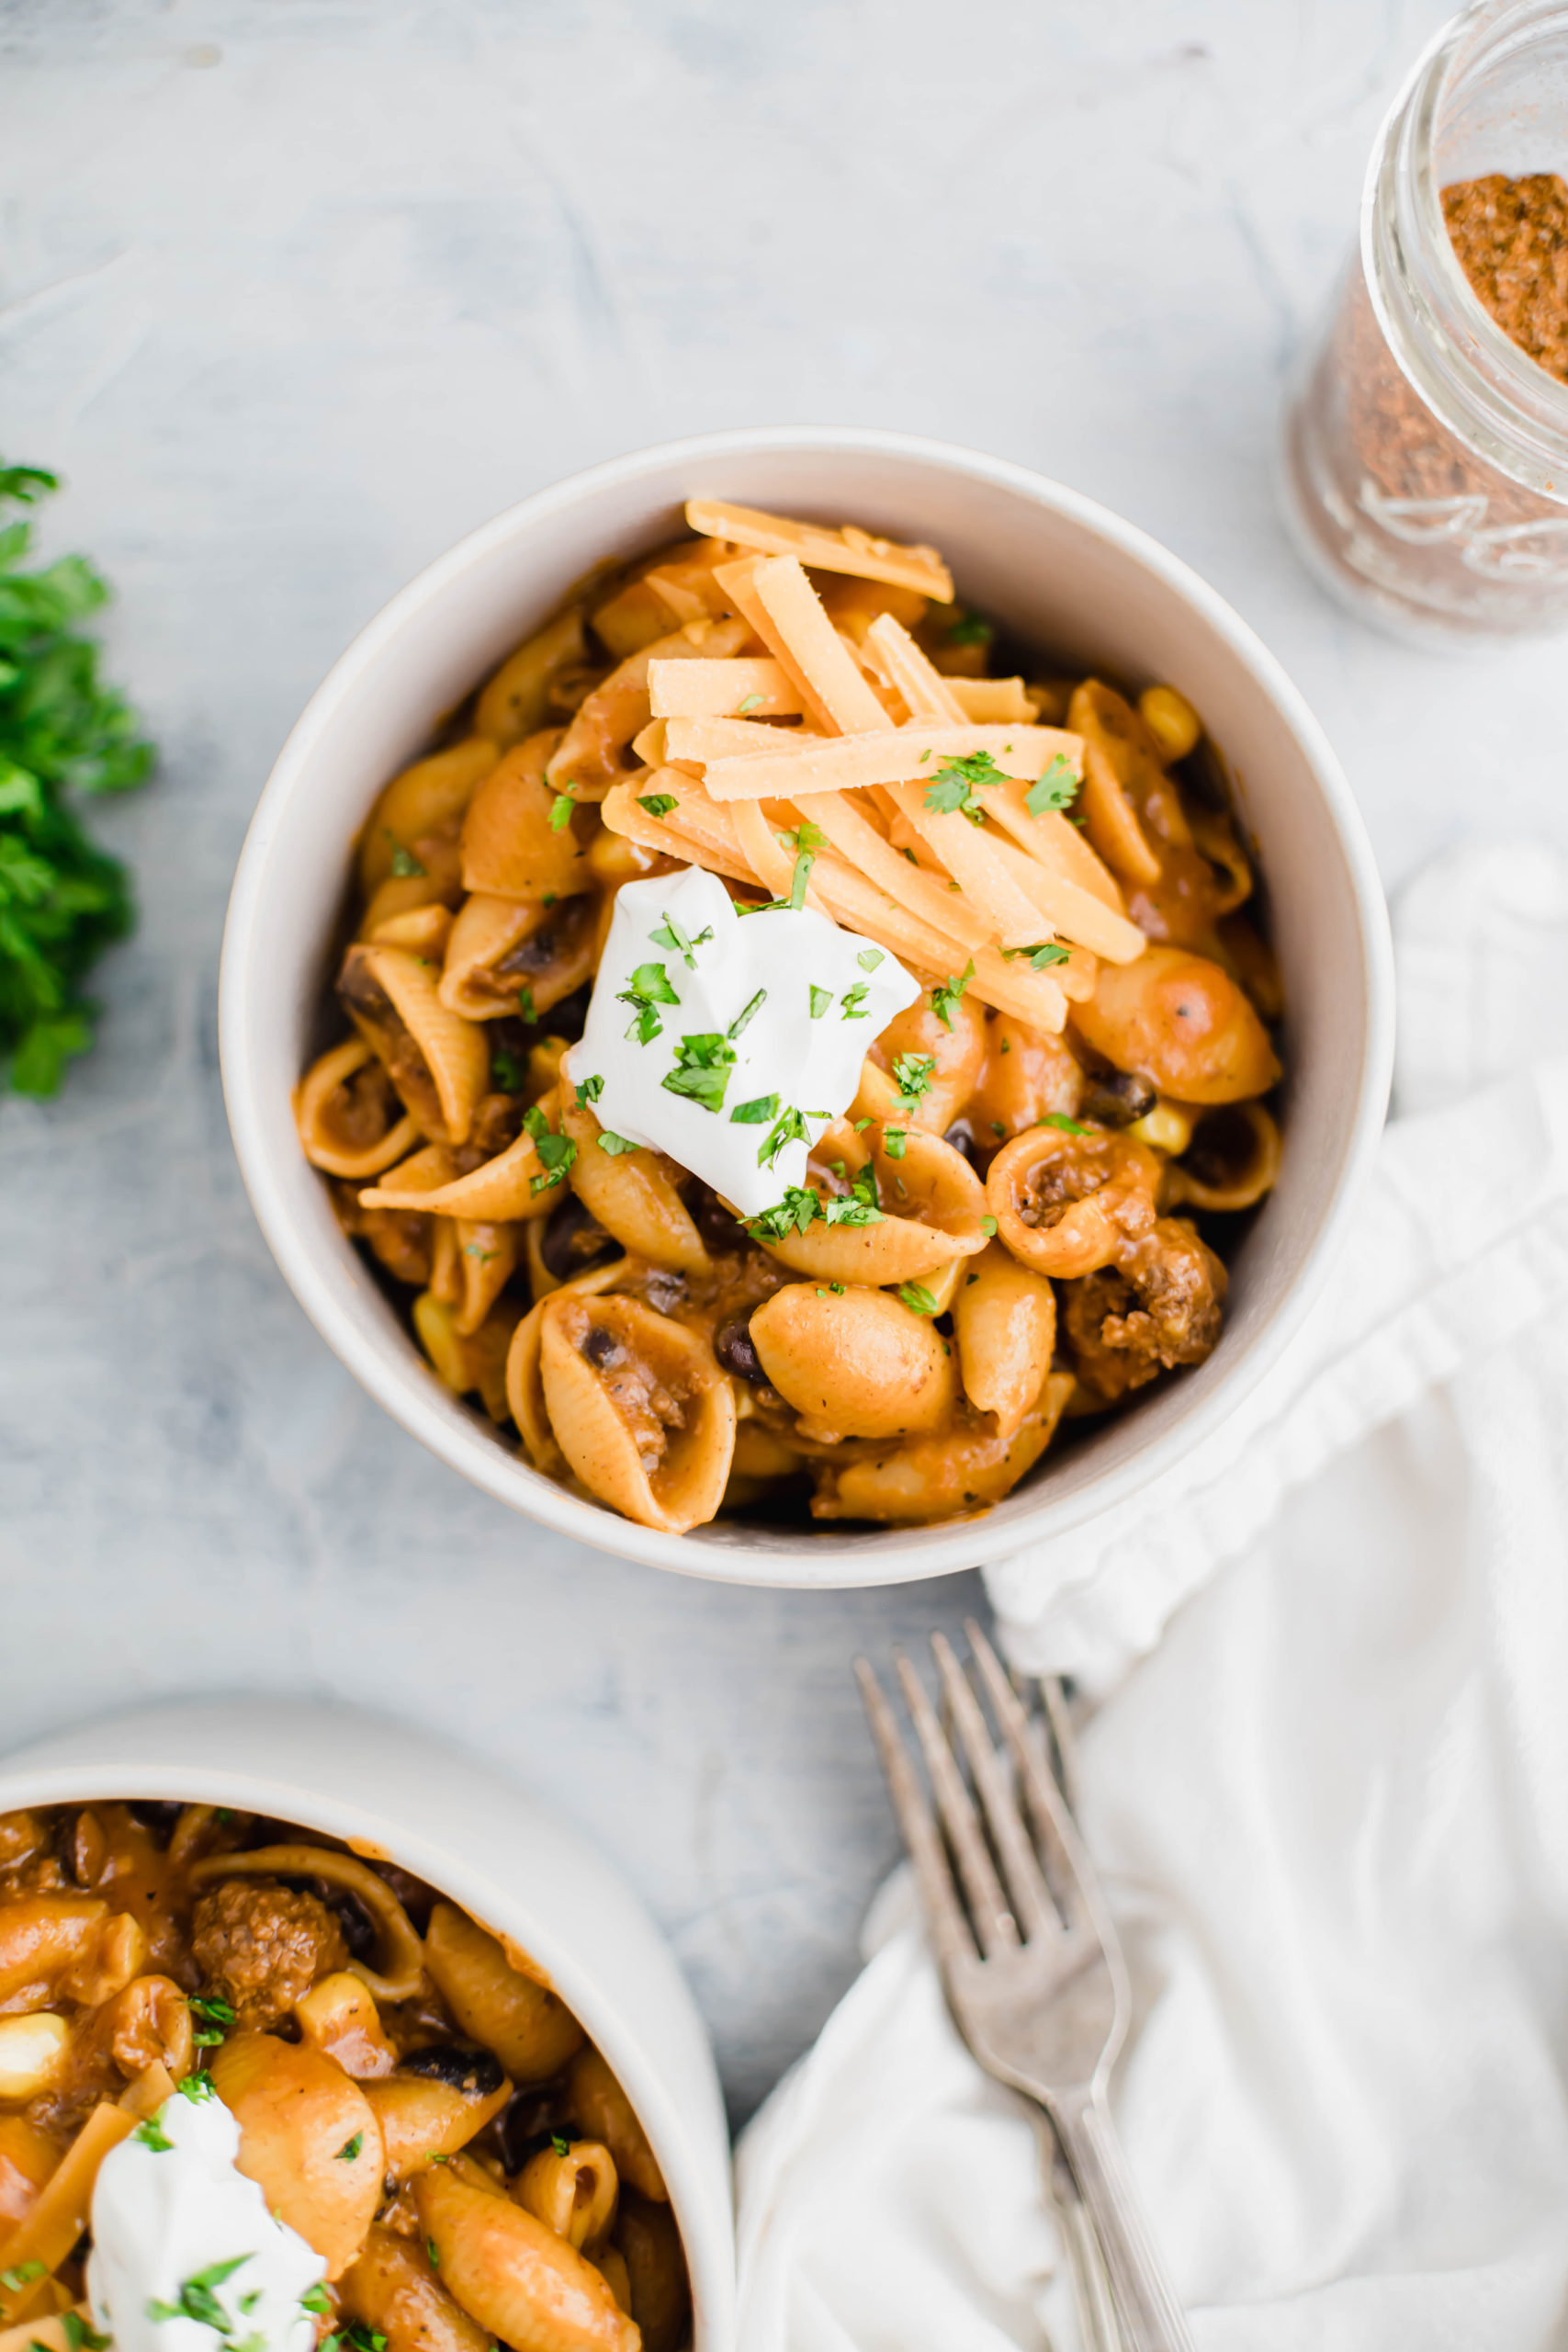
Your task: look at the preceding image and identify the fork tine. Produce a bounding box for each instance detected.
[1041,1672,1083,1817]
[966,1621,1093,1937]
[930,1633,1057,1943]
[854,1657,976,1977]
[894,1646,1019,1954]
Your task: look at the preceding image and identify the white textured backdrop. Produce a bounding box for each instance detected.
[0,0,1553,2124]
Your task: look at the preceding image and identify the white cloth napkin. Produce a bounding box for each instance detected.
[734,842,1568,2350]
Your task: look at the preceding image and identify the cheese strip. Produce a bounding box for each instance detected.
[714,557,839,733]
[807,856,988,981]
[863,611,967,724]
[985,832,1146,963]
[792,789,994,951]
[968,944,1068,1033]
[0,2102,135,2326]
[686,499,954,602]
[661,715,819,764]
[885,780,1053,950]
[729,796,818,907]
[982,777,1128,915]
[647,656,805,719]
[601,782,756,887]
[952,676,1034,724]
[698,722,1078,800]
[747,557,888,733]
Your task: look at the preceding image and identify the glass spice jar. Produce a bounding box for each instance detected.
[1280,0,1568,643]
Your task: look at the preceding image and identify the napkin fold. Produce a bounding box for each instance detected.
[735,842,1568,2350]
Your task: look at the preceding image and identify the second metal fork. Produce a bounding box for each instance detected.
[858,1622,1194,2352]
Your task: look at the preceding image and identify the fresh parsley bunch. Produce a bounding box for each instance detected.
[0,460,154,1097]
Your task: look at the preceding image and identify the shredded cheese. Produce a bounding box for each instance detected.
[686,499,954,601]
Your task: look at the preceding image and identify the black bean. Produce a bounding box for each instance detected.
[400,2041,505,2098]
[583,1324,620,1370]
[541,1192,618,1280]
[547,982,592,1046]
[942,1119,977,1164]
[1079,1071,1156,1127]
[495,2088,567,2172]
[691,1183,748,1253]
[714,1315,766,1384]
[127,1802,185,1845]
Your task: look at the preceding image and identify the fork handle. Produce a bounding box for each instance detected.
[1050,2087,1194,2352]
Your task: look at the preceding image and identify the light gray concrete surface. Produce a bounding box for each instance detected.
[1,0,1555,2127]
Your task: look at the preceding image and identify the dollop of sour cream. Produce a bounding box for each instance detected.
[88,2086,325,2352]
[563,866,920,1218]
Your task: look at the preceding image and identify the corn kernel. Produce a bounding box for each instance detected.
[1138,684,1202,763]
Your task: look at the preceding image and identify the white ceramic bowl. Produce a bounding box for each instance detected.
[221,427,1394,1587]
[0,1700,733,2348]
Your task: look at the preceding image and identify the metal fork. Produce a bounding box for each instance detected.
[857,1621,1194,2352]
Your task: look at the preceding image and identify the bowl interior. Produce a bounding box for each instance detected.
[221,431,1392,1586]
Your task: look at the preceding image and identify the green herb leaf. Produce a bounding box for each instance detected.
[745,1186,823,1242]
[883,1127,908,1159]
[649,913,712,967]
[947,611,993,646]
[575,1072,604,1105]
[1,2262,45,2293]
[1024,752,1078,818]
[617,959,681,1043]
[299,2286,333,2316]
[856,947,884,970]
[729,1092,779,1125]
[891,1051,935,1106]
[736,694,763,716]
[529,1131,577,1196]
[839,982,870,1019]
[808,984,832,1019]
[386,835,426,878]
[930,961,976,1030]
[596,1131,639,1155]
[789,850,813,910]
[923,750,1013,826]
[550,2132,570,2158]
[758,1105,810,1169]
[491,1046,525,1093]
[661,1032,736,1114]
[176,2073,216,2103]
[548,792,576,833]
[426,2241,440,2269]
[62,2314,110,2352]
[133,2116,175,2152]
[336,2132,364,2162]
[728,987,766,1039]
[979,1215,998,1237]
[637,793,678,818]
[898,1282,940,1315]
[1004,941,1071,969]
[1043,1111,1091,1136]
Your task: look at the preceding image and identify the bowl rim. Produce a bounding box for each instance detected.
[0,1696,733,2346]
[220,424,1396,1588]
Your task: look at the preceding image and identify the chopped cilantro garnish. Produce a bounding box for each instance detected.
[808,984,832,1018]
[990,1119,1006,1137]
[898,1283,941,1315]
[829,1280,846,1294]
[62,2315,110,2352]
[759,1105,811,1169]
[661,1032,736,1114]
[1003,941,1071,969]
[491,1045,525,1093]
[788,850,813,909]
[176,2072,216,2103]
[781,820,828,854]
[840,982,871,1019]
[299,2287,333,2317]
[426,2241,439,2269]
[336,2132,364,2162]
[515,980,536,1025]
[1024,752,1078,818]
[856,947,884,971]
[729,1092,779,1125]
[728,987,766,1038]
[575,1072,604,1106]
[980,1215,998,1237]
[736,693,762,716]
[891,1051,935,1106]
[596,1131,639,1154]
[924,750,1013,825]
[637,792,678,818]
[547,792,575,833]
[931,961,976,1030]
[649,912,712,967]
[133,2116,174,2152]
[947,610,993,646]
[1043,1111,1091,1136]
[148,2255,253,2332]
[386,834,426,878]
[1,2261,45,2292]
[529,1131,577,1197]
[745,1187,822,1242]
[618,959,680,1044]
[883,1127,908,1159]
[189,1996,236,2024]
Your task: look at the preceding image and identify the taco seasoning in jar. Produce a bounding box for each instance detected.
[1281,0,1568,644]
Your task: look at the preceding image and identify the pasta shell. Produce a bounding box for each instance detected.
[560,1096,708,1273]
[415,1293,523,1422]
[513,2140,618,2256]
[812,1373,1076,1523]
[1162,1101,1281,1213]
[755,1122,987,1285]
[1072,944,1281,1105]
[357,1142,460,1210]
[475,606,588,750]
[987,1123,1160,1279]
[367,903,456,956]
[339,943,490,1147]
[358,737,500,897]
[537,1294,735,1532]
[862,987,988,1132]
[749,1283,957,1442]
[951,1242,1057,1438]
[416,2157,638,2352]
[549,617,750,801]
[207,2033,384,2278]
[440,891,599,1023]
[461,730,596,899]
[455,1219,519,1335]
[340,2225,493,2352]
[506,1261,631,1476]
[294,1039,421,1181]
